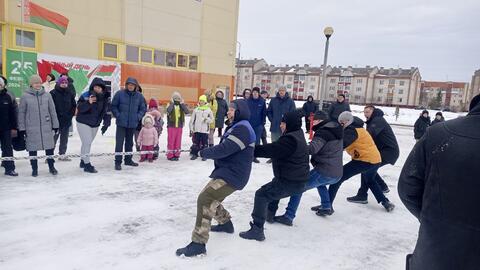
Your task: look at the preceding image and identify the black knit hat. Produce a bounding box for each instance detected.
[435,112,443,117]
[281,109,303,132]
[313,111,329,121]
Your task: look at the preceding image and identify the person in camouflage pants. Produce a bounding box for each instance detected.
[176,99,256,257]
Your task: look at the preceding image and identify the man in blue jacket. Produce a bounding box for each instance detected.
[176,99,255,257]
[111,77,147,170]
[267,85,296,142]
[247,87,266,163]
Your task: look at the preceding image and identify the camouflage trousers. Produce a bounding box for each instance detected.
[192,179,236,244]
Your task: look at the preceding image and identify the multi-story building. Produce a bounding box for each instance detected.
[1,0,240,103]
[420,81,470,111]
[469,69,480,106]
[235,58,268,96]
[244,60,422,107]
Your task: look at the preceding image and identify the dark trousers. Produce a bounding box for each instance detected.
[253,125,263,145]
[115,127,135,163]
[305,117,312,132]
[328,160,387,206]
[251,179,305,227]
[261,126,267,145]
[356,162,389,198]
[191,132,208,156]
[217,127,223,137]
[53,126,70,155]
[0,130,15,171]
[29,149,55,169]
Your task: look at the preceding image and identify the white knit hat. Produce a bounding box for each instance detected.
[142,114,154,126]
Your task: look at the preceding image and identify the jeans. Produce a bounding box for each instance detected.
[0,130,15,171]
[115,127,135,163]
[356,162,389,198]
[251,179,305,228]
[77,123,99,164]
[328,160,387,206]
[53,126,70,155]
[253,125,264,145]
[284,169,340,220]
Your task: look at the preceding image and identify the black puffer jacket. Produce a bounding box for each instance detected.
[328,100,351,121]
[365,108,399,165]
[398,97,480,270]
[255,110,309,185]
[0,89,18,131]
[302,95,318,117]
[76,78,111,128]
[413,114,431,139]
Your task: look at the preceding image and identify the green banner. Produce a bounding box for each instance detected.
[6,50,38,97]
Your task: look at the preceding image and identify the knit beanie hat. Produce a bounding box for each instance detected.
[142,114,154,126]
[57,77,69,85]
[172,92,181,102]
[198,95,207,103]
[29,75,42,86]
[149,98,158,109]
[338,111,354,127]
[313,111,329,121]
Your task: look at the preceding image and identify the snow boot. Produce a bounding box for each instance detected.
[239,222,265,241]
[124,160,139,167]
[84,163,98,173]
[382,200,395,212]
[80,160,85,168]
[211,220,234,234]
[47,159,58,175]
[346,195,368,204]
[273,215,293,226]
[190,155,198,160]
[310,205,322,211]
[176,242,206,257]
[266,211,275,224]
[30,160,38,177]
[316,207,335,217]
[115,162,122,171]
[5,170,19,177]
[382,186,390,194]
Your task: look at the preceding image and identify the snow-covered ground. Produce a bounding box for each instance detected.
[0,114,433,270]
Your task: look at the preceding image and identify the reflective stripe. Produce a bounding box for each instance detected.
[228,135,245,150]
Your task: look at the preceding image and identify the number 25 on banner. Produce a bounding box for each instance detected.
[11,61,34,74]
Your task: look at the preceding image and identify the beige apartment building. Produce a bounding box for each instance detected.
[420,81,470,111]
[469,69,480,106]
[1,0,240,103]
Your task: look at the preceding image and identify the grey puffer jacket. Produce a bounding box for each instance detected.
[18,88,59,151]
[309,120,344,178]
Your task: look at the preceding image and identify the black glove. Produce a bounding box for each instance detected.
[101,125,109,135]
[18,130,26,138]
[53,128,59,135]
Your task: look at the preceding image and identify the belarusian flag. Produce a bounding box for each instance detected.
[24,0,69,35]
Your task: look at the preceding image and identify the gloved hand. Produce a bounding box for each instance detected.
[101,125,109,135]
[18,130,26,138]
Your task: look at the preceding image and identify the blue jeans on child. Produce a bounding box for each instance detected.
[284,169,340,220]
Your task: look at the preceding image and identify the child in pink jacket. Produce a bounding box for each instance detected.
[137,114,159,162]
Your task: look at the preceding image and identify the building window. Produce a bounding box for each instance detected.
[356,87,362,92]
[177,54,188,68]
[310,85,315,90]
[189,55,198,70]
[378,88,383,93]
[166,52,177,67]
[357,79,363,83]
[126,45,139,62]
[345,85,350,90]
[140,48,153,64]
[329,86,335,91]
[154,50,166,66]
[398,98,403,103]
[310,77,316,81]
[329,94,335,98]
[377,97,382,102]
[244,75,249,80]
[399,80,405,86]
[12,26,40,51]
[379,80,384,85]
[102,42,119,60]
[298,75,305,81]
[389,79,395,85]
[287,84,292,89]
[287,77,293,82]
[398,89,404,95]
[339,77,344,82]
[345,77,352,83]
[330,78,336,83]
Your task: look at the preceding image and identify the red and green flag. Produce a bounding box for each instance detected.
[24,0,70,35]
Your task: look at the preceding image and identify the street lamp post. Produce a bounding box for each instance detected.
[318,26,334,111]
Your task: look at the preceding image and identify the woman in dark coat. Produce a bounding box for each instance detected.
[215,90,228,137]
[413,110,431,141]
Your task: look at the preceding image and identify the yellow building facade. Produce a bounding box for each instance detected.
[0,0,239,103]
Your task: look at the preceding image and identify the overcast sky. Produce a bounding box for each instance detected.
[237,0,480,82]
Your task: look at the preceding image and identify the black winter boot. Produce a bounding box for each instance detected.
[30,160,38,177]
[273,215,293,226]
[47,159,58,175]
[115,162,122,171]
[382,200,395,212]
[211,220,234,234]
[84,163,98,173]
[124,160,138,167]
[239,222,265,241]
[316,207,335,217]
[5,170,19,177]
[176,242,206,257]
[346,195,368,204]
[266,211,275,224]
[80,160,85,168]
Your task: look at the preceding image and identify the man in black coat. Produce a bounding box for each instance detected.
[347,105,399,203]
[239,110,309,241]
[50,76,77,161]
[302,95,319,133]
[0,76,19,176]
[413,110,430,141]
[328,94,351,121]
[398,94,480,270]
[431,111,445,125]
